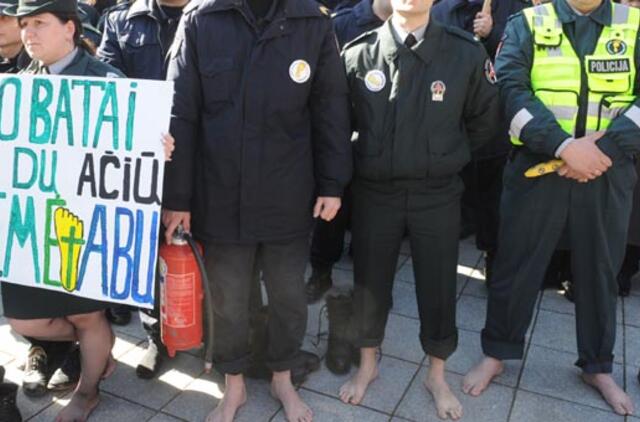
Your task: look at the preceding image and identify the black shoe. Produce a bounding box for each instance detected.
[136,339,165,379]
[563,282,575,303]
[0,365,5,383]
[291,350,321,385]
[106,306,132,326]
[305,270,333,304]
[0,382,21,422]
[618,271,633,297]
[22,346,48,397]
[325,289,354,375]
[47,346,80,392]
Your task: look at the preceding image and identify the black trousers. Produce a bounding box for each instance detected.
[482,151,636,374]
[309,185,352,272]
[205,237,308,374]
[351,178,461,360]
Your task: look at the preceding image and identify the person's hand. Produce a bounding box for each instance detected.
[313,197,341,222]
[558,132,611,181]
[474,12,493,39]
[162,210,191,244]
[162,133,176,162]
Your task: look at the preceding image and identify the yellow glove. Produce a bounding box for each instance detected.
[524,159,564,178]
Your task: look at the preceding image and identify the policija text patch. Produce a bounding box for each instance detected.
[588,58,631,74]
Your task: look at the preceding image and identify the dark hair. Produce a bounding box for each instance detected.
[53,12,98,55]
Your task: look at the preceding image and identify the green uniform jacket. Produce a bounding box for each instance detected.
[343,19,500,183]
[23,48,124,78]
[496,0,640,161]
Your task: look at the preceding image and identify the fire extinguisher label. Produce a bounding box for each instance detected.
[162,273,196,328]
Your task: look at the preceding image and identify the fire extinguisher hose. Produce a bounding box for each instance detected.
[184,233,215,372]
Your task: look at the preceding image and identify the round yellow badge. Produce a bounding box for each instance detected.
[289,60,311,84]
[364,70,386,92]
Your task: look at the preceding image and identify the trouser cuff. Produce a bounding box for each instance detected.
[481,329,525,360]
[421,331,458,360]
[267,352,302,373]
[213,354,250,375]
[353,338,383,349]
[575,357,613,374]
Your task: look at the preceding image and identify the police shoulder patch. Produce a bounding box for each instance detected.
[342,29,376,51]
[484,59,497,84]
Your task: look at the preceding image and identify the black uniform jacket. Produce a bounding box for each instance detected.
[343,19,500,183]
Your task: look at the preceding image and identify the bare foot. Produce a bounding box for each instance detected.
[582,373,634,415]
[55,391,100,422]
[339,349,378,405]
[271,372,312,422]
[205,377,247,422]
[462,357,504,397]
[424,375,463,420]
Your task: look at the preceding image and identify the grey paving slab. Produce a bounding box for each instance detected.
[395,368,513,422]
[272,389,390,422]
[302,355,419,414]
[625,325,640,368]
[625,365,640,414]
[510,390,625,422]
[331,269,355,291]
[380,313,425,364]
[531,310,623,364]
[625,295,640,327]
[163,371,281,422]
[391,280,419,320]
[28,391,155,422]
[519,345,624,412]
[102,345,205,410]
[458,240,483,269]
[112,332,145,359]
[461,278,488,299]
[444,328,521,388]
[147,412,187,422]
[456,295,488,333]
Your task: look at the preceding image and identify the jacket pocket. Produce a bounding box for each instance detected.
[121,32,162,78]
[198,57,235,102]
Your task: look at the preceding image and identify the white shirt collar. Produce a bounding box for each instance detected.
[390,15,427,45]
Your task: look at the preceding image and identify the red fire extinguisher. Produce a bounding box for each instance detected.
[158,226,214,371]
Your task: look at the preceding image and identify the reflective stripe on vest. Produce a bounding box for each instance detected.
[510,2,638,146]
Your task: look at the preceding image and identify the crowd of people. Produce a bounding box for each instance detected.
[0,0,640,420]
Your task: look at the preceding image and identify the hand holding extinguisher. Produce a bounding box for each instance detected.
[159,213,215,373]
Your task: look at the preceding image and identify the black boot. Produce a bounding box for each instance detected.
[0,382,21,422]
[305,269,333,304]
[22,346,48,397]
[136,337,166,379]
[325,289,354,375]
[106,305,132,326]
[47,345,80,392]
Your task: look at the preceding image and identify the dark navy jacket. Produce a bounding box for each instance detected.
[431,0,530,59]
[332,0,383,49]
[164,0,352,243]
[97,0,180,79]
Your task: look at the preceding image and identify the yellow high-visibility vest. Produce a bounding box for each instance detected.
[512,2,639,146]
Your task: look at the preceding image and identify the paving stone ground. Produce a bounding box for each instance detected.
[2,237,640,421]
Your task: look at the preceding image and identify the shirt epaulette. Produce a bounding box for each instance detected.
[342,29,376,50]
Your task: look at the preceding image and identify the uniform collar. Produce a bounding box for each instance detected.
[128,0,166,21]
[553,0,611,26]
[379,17,444,66]
[46,47,78,75]
[353,0,382,26]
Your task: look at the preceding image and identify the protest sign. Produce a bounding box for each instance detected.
[0,74,174,308]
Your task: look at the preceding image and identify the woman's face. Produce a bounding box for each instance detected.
[20,12,74,65]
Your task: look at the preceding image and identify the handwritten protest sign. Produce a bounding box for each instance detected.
[0,75,174,308]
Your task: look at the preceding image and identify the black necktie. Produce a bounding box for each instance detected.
[405,33,417,48]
